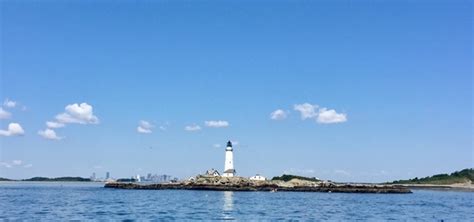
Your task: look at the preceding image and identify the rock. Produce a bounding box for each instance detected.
[104,176,411,193]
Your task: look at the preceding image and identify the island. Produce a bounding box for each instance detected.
[104,141,410,193]
[105,174,411,194]
[388,168,473,191]
[23,177,92,182]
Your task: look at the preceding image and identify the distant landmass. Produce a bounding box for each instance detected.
[2,169,473,187]
[0,177,92,182]
[23,177,92,182]
[390,168,473,185]
[116,178,137,183]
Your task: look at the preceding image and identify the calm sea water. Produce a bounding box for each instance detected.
[0,182,472,221]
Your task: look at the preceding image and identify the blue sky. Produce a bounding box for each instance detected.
[0,0,472,182]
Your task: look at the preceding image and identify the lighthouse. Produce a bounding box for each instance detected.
[222,141,235,177]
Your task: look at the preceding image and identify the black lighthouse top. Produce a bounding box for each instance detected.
[227,141,232,147]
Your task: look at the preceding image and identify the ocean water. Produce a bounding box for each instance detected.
[0,182,472,221]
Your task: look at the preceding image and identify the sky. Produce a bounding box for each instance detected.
[0,0,472,182]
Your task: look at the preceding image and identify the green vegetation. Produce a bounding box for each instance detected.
[390,168,474,185]
[271,174,320,182]
[22,177,91,182]
[116,178,137,182]
[0,177,12,181]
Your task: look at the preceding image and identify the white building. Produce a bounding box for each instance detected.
[205,168,220,177]
[222,141,236,177]
[250,174,266,181]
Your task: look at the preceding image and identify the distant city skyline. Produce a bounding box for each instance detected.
[0,0,472,182]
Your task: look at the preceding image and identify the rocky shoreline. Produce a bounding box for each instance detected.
[104,176,411,194]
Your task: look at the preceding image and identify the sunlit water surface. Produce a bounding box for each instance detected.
[0,182,472,221]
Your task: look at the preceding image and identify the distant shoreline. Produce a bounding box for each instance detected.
[0,176,92,182]
[399,184,474,192]
[0,181,101,183]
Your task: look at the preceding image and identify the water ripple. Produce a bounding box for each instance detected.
[0,182,472,220]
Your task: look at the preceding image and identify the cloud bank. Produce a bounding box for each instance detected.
[205,120,229,128]
[294,103,318,120]
[46,121,65,129]
[40,102,99,140]
[294,103,347,124]
[0,108,11,119]
[55,103,99,124]
[137,120,154,134]
[0,123,25,136]
[185,124,202,131]
[3,99,17,108]
[0,160,32,169]
[270,109,288,120]
[38,128,62,140]
[317,108,347,124]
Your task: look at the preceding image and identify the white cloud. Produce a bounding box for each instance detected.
[38,128,62,140]
[0,123,25,136]
[185,124,202,131]
[46,121,65,129]
[283,168,316,175]
[294,103,318,120]
[317,108,347,124]
[12,160,23,165]
[205,120,229,128]
[139,120,153,129]
[0,162,12,168]
[137,120,154,134]
[0,108,11,119]
[39,103,97,140]
[213,143,222,148]
[294,103,348,124]
[0,160,32,168]
[55,103,99,124]
[270,109,288,120]
[137,127,152,134]
[3,99,17,108]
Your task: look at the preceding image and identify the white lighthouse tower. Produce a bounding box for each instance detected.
[222,141,235,177]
